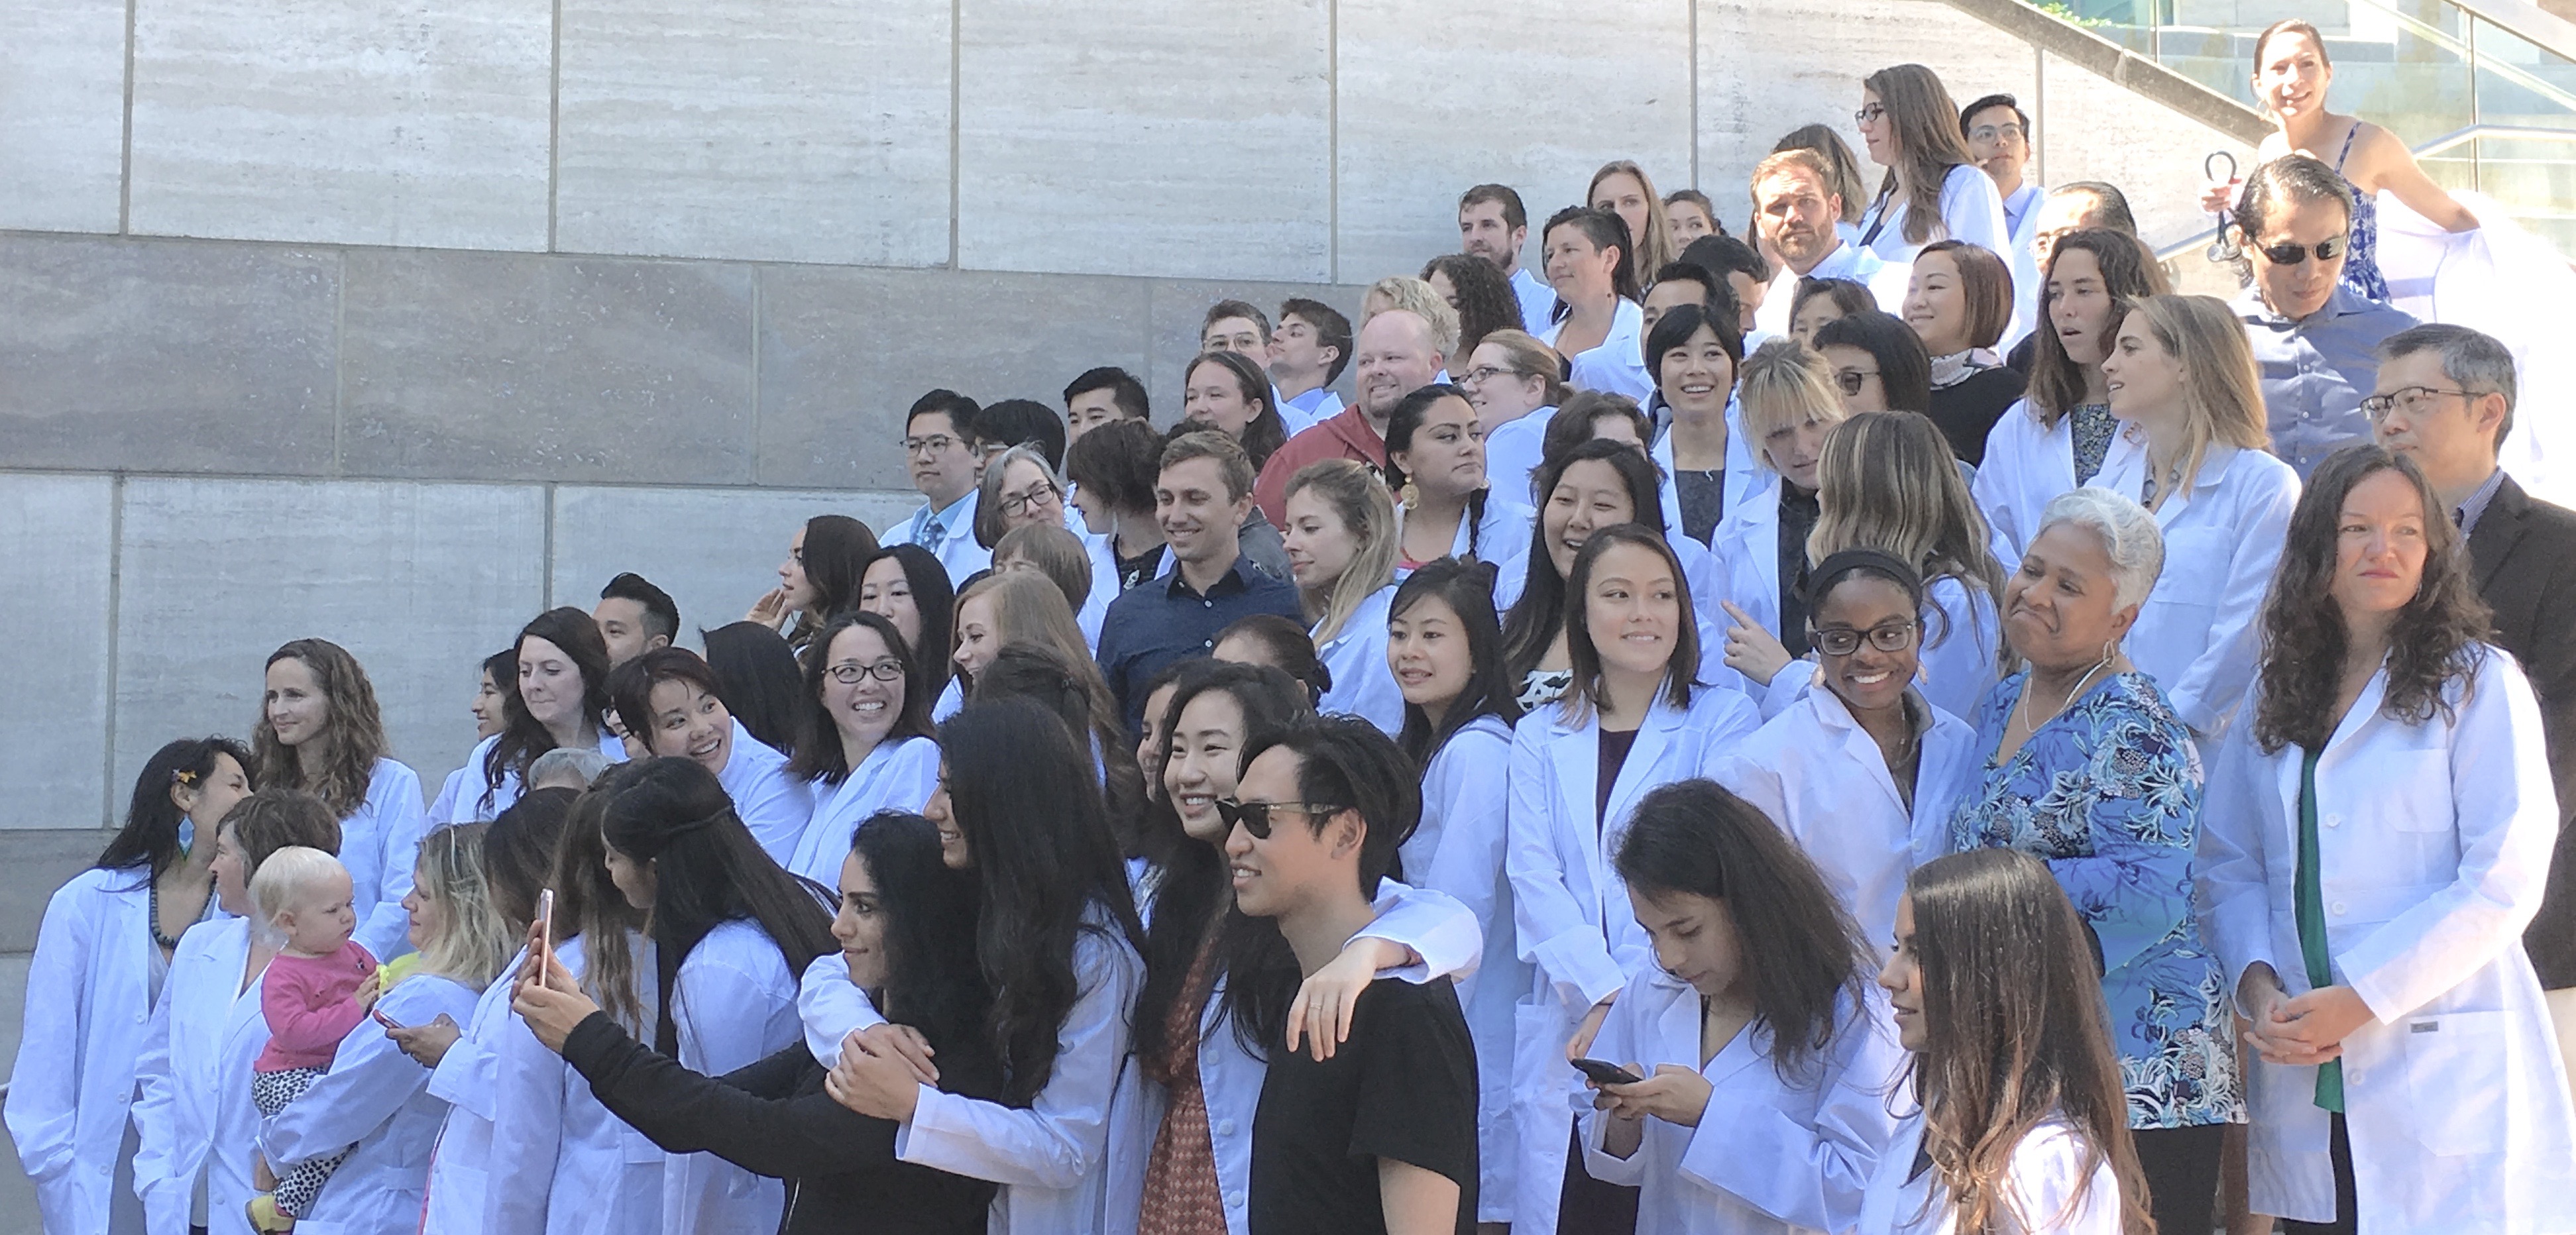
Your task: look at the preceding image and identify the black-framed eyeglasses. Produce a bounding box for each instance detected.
[999,481,1060,516]
[1811,620,1917,657]
[1854,103,1886,126]
[899,433,961,456]
[1215,799,1347,839]
[2254,234,2346,266]
[826,661,905,684]
[2361,386,2481,423]
[1834,369,1880,396]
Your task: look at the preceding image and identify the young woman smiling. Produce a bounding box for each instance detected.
[784,612,940,886]
[1386,384,1531,581]
[606,647,816,869]
[1182,350,1290,474]
[1646,302,1760,551]
[252,637,428,961]
[457,607,627,824]
[1282,458,1406,735]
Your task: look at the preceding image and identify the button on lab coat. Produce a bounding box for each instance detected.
[2092,443,2299,738]
[7,867,158,1235]
[258,972,480,1233]
[1506,684,1762,1233]
[1578,976,1907,1234]
[130,916,270,1235]
[2200,651,2576,1231]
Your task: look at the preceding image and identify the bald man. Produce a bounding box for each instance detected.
[1251,308,1441,524]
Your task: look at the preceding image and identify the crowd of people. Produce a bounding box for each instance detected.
[9,30,2575,1235]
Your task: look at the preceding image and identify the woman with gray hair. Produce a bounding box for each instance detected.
[1946,486,2242,1235]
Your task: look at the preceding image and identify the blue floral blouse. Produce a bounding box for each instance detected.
[1950,671,2241,1130]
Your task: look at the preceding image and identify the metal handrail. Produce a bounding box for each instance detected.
[2154,123,2576,262]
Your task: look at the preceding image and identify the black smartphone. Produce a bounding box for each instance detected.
[1571,1057,1644,1087]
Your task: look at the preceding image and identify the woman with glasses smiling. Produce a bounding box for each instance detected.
[784,612,939,885]
[1947,486,2240,1235]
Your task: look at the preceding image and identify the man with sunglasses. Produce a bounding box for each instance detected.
[1228,718,1479,1234]
[2230,153,2418,478]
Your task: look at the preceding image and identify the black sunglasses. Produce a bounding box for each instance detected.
[2255,234,2345,266]
[1213,799,1346,839]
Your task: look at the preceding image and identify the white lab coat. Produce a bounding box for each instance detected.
[659,919,803,1235]
[343,758,429,962]
[1713,686,1978,950]
[258,972,480,1233]
[1651,407,1769,555]
[1550,298,1653,403]
[7,866,160,1235]
[425,764,474,837]
[445,730,628,824]
[1078,529,1119,650]
[1316,585,1404,735]
[482,932,665,1235]
[2199,651,2576,1230]
[1859,165,2011,267]
[786,736,941,886]
[893,910,1141,1234]
[1505,683,1764,1232]
[1854,1110,2122,1234]
[715,722,816,869]
[420,958,521,1233]
[131,916,270,1235]
[1512,266,1560,333]
[2092,443,2299,738]
[1578,977,1907,1234]
[1753,244,1914,339]
[1097,881,1483,1235]
[1484,409,1555,511]
[1970,401,2147,568]
[1414,716,1530,1223]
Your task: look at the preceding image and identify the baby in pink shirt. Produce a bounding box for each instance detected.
[245,846,379,1231]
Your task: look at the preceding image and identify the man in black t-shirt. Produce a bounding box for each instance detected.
[1225,718,1479,1235]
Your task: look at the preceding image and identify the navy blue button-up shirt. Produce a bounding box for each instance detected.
[2235,284,2420,478]
[1095,553,1304,733]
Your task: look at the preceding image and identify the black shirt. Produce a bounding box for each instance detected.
[1777,484,1822,659]
[1927,366,2027,467]
[1250,977,1480,1235]
[1674,468,1727,549]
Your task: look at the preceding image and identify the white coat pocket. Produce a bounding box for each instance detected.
[2404,1010,2510,1156]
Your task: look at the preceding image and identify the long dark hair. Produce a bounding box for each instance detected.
[789,611,936,784]
[100,737,255,882]
[551,765,649,1029]
[2025,229,2170,427]
[1564,523,1701,720]
[1614,780,1868,1077]
[481,786,577,930]
[1904,849,2152,1235]
[484,608,614,806]
[846,812,989,1060]
[1214,614,1331,708]
[1391,559,1522,767]
[2253,446,2492,754]
[970,643,1148,853]
[869,545,957,702]
[1420,252,1526,357]
[1502,437,1669,682]
[1130,663,1315,1071]
[699,621,809,757]
[1812,311,1932,413]
[1215,718,1422,1057]
[789,514,881,647]
[1187,350,1289,474]
[937,700,1145,1106]
[600,757,837,1054]
[1384,385,1494,563]
[251,639,390,818]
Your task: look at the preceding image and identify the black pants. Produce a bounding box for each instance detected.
[2278,1113,2359,1235]
[1556,1126,1640,1234]
[2133,1123,2226,1235]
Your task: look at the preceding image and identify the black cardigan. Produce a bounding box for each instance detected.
[561,1012,999,1234]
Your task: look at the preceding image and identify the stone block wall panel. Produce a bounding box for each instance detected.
[0,0,127,233]
[0,474,115,830]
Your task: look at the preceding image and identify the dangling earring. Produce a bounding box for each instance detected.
[1400,481,1420,510]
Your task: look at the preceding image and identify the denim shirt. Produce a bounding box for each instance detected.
[2235,284,2420,478]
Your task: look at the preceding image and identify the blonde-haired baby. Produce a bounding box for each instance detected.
[244,846,380,1231]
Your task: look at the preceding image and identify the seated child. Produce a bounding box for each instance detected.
[245,846,380,1232]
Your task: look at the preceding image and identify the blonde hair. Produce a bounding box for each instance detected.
[406,823,515,989]
[1590,160,1679,278]
[2126,295,2272,512]
[1472,329,1570,404]
[1282,459,1400,643]
[1809,411,2009,646]
[1734,339,1848,468]
[953,570,1093,684]
[993,521,1093,614]
[1362,278,1461,358]
[247,845,348,947]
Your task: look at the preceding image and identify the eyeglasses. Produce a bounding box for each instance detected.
[1214,798,1347,839]
[1834,368,1880,396]
[1967,123,2026,144]
[1460,364,1519,386]
[826,661,905,684]
[900,433,962,456]
[2252,234,2346,266]
[1854,103,1886,126]
[999,480,1060,516]
[2361,386,2481,423]
[1811,620,1918,657]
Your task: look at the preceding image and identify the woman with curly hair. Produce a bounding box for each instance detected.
[2202,445,2576,1234]
[1422,252,1526,376]
[254,637,429,961]
[1946,487,2238,1235]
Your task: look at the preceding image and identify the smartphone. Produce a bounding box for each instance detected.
[370,1006,406,1032]
[1571,1057,1644,1087]
[535,888,557,969]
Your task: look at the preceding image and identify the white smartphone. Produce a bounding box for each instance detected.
[535,888,556,970]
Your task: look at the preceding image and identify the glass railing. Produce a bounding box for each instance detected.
[2041,0,2576,252]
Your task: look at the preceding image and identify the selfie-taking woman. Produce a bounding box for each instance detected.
[252,637,429,961]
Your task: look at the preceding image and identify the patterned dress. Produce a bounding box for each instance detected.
[2333,121,2392,303]
[1949,671,2241,1130]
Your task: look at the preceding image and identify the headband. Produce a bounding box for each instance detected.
[1805,548,1925,608]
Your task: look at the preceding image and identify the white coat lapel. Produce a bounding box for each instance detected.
[1604,699,1682,838]
[1817,691,1907,818]
[1547,712,1604,909]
